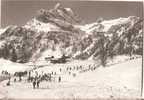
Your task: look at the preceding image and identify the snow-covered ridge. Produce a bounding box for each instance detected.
[0,25,16,35]
[24,18,61,33]
[80,16,139,34]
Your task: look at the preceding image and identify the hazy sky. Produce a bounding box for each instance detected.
[1,0,143,28]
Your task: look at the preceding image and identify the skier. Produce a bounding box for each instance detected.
[6,76,11,86]
[59,68,62,72]
[14,76,17,82]
[58,76,61,82]
[6,80,10,86]
[32,79,36,89]
[36,79,40,88]
[17,72,22,82]
[27,71,31,82]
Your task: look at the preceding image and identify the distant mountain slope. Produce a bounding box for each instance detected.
[75,16,143,63]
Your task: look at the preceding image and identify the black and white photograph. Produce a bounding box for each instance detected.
[0,0,143,99]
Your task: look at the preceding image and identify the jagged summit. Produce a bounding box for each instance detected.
[35,3,81,24]
[24,3,82,33]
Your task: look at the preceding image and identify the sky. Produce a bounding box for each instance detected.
[1,0,143,28]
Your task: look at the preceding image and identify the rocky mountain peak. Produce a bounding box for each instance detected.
[24,3,82,33]
[0,3,142,63]
[35,3,81,24]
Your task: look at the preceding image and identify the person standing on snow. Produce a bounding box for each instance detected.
[6,75,11,86]
[58,76,61,82]
[36,78,40,88]
[32,78,36,89]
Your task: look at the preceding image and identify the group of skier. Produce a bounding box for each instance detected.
[2,64,96,89]
[29,71,62,89]
[2,70,62,89]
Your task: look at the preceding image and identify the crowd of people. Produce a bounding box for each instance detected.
[1,69,63,89]
[0,63,99,89]
[62,63,99,75]
[28,70,62,89]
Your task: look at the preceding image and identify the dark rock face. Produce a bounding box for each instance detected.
[0,25,82,63]
[36,3,81,24]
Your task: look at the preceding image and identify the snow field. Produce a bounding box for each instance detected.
[0,56,142,99]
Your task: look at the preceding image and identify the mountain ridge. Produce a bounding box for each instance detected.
[0,3,143,65]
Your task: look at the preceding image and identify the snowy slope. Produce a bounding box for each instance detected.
[0,59,31,74]
[0,58,142,99]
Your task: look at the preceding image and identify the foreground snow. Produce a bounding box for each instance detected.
[0,59,31,74]
[0,57,142,99]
